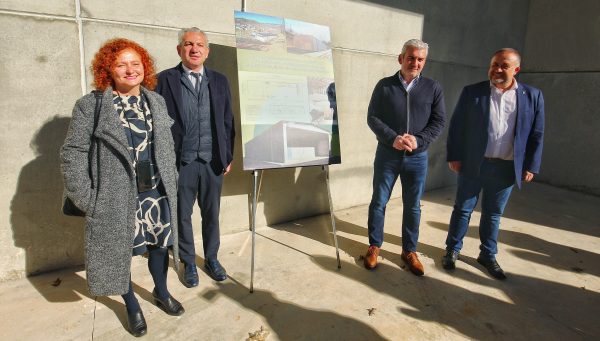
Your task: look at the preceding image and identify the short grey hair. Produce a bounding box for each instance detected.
[178,27,209,47]
[401,39,429,55]
[492,48,521,65]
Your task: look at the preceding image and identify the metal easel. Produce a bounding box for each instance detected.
[240,0,340,294]
[249,166,341,293]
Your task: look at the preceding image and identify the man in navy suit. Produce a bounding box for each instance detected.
[156,27,235,286]
[442,48,544,279]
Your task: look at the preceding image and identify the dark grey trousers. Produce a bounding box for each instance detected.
[177,159,223,266]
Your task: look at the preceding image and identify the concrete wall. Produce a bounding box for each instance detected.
[520,0,600,195]
[1,0,535,281]
[365,0,531,189]
[1,11,84,281]
[0,0,420,281]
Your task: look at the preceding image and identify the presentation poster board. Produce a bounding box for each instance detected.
[235,11,341,170]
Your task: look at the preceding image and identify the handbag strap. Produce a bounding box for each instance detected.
[89,90,103,189]
[92,90,103,129]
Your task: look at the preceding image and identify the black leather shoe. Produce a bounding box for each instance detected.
[477,257,507,280]
[183,264,199,288]
[126,310,147,337]
[442,250,460,270]
[153,289,185,316]
[205,259,227,281]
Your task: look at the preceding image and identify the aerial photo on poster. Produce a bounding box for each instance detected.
[235,10,340,170]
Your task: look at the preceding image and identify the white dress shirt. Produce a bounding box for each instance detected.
[181,64,205,88]
[485,80,518,160]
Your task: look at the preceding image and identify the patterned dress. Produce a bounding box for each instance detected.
[114,94,173,256]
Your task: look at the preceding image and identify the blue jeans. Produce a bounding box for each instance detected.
[446,159,515,260]
[368,145,428,251]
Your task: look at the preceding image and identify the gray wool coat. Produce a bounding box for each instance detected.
[61,87,179,296]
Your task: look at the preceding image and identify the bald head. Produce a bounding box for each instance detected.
[492,48,521,66]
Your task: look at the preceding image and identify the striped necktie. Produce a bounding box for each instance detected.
[191,72,201,93]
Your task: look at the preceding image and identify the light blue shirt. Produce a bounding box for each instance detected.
[399,72,420,92]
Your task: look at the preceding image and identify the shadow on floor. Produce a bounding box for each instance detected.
[266,207,600,339]
[27,264,172,332]
[421,184,600,238]
[311,255,600,340]
[201,277,387,340]
[271,216,447,271]
[426,221,600,278]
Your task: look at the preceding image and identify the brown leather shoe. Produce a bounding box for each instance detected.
[364,245,380,269]
[401,251,424,276]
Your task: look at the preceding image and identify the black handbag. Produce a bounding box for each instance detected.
[62,90,103,216]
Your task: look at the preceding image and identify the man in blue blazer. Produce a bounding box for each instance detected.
[442,48,544,280]
[156,27,235,286]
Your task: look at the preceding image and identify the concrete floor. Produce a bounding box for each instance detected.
[1,183,599,340]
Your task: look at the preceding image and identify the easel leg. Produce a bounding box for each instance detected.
[250,169,259,293]
[324,166,341,269]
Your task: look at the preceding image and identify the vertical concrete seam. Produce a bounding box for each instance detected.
[91,296,97,340]
[75,0,86,95]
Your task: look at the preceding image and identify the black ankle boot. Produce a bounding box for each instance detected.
[153,289,185,316]
[127,309,147,337]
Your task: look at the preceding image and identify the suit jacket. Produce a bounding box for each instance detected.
[156,63,235,172]
[447,80,545,188]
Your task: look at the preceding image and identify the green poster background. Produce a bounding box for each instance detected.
[235,10,340,170]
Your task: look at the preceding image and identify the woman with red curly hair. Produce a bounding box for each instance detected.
[61,38,183,337]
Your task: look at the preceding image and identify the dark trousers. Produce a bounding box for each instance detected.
[367,145,428,251]
[178,159,223,266]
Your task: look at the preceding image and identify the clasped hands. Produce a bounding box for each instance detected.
[393,134,417,152]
